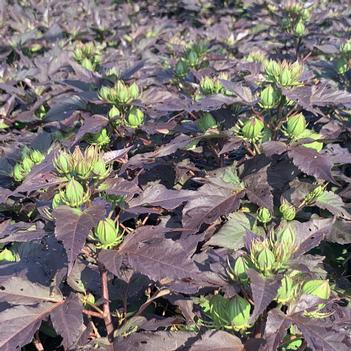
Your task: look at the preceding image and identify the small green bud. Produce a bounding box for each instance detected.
[175,60,188,77]
[186,50,199,67]
[259,85,281,109]
[275,223,296,249]
[280,68,292,86]
[13,163,26,182]
[227,295,251,331]
[256,248,276,273]
[196,112,217,132]
[30,150,45,164]
[21,156,34,173]
[241,117,264,141]
[81,293,95,307]
[304,185,325,204]
[200,76,215,95]
[92,158,110,180]
[53,151,73,175]
[257,207,272,224]
[0,248,16,262]
[86,128,110,147]
[128,82,140,100]
[302,280,331,300]
[264,60,281,81]
[60,178,90,208]
[232,256,251,284]
[279,201,296,221]
[108,105,120,119]
[52,192,63,209]
[301,8,311,21]
[340,40,351,56]
[127,107,144,128]
[246,50,266,63]
[81,57,94,71]
[336,57,348,75]
[286,113,307,138]
[294,21,305,36]
[95,218,122,249]
[276,275,295,304]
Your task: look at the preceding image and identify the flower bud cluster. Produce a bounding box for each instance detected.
[99,81,144,128]
[282,2,311,37]
[12,147,45,182]
[264,60,303,87]
[53,145,111,182]
[73,42,103,71]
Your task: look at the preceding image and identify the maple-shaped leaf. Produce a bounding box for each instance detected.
[54,203,106,275]
[0,302,63,351]
[248,269,282,322]
[51,294,85,350]
[0,276,62,305]
[288,146,335,183]
[262,309,292,351]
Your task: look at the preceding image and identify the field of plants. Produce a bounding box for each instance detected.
[0,0,351,350]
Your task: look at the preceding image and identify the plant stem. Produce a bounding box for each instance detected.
[83,309,104,319]
[33,332,44,351]
[99,264,114,342]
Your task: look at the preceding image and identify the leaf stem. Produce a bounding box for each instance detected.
[99,264,114,342]
[83,309,104,319]
[33,332,44,351]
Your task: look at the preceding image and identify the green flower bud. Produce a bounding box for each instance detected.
[21,156,34,173]
[81,57,94,71]
[81,293,95,308]
[186,50,199,67]
[246,50,266,63]
[302,279,331,300]
[259,85,281,109]
[53,151,73,175]
[200,76,215,95]
[95,218,122,248]
[52,192,63,209]
[196,112,217,132]
[175,60,188,77]
[279,201,296,221]
[286,113,307,138]
[301,8,311,21]
[279,68,292,86]
[264,60,281,81]
[294,21,305,36]
[108,105,120,119]
[257,207,272,224]
[87,128,110,147]
[299,129,323,152]
[30,150,45,164]
[231,256,251,284]
[304,185,325,204]
[127,107,144,128]
[60,178,90,208]
[128,82,140,100]
[275,223,296,249]
[92,158,110,180]
[276,275,295,304]
[13,163,26,182]
[118,84,130,105]
[241,117,264,141]
[227,295,251,331]
[0,248,16,262]
[340,40,351,56]
[336,57,348,75]
[257,248,276,273]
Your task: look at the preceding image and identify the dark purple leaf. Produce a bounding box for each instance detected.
[54,204,106,275]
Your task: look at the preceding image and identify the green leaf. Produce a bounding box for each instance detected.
[207,212,254,250]
[315,191,351,219]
